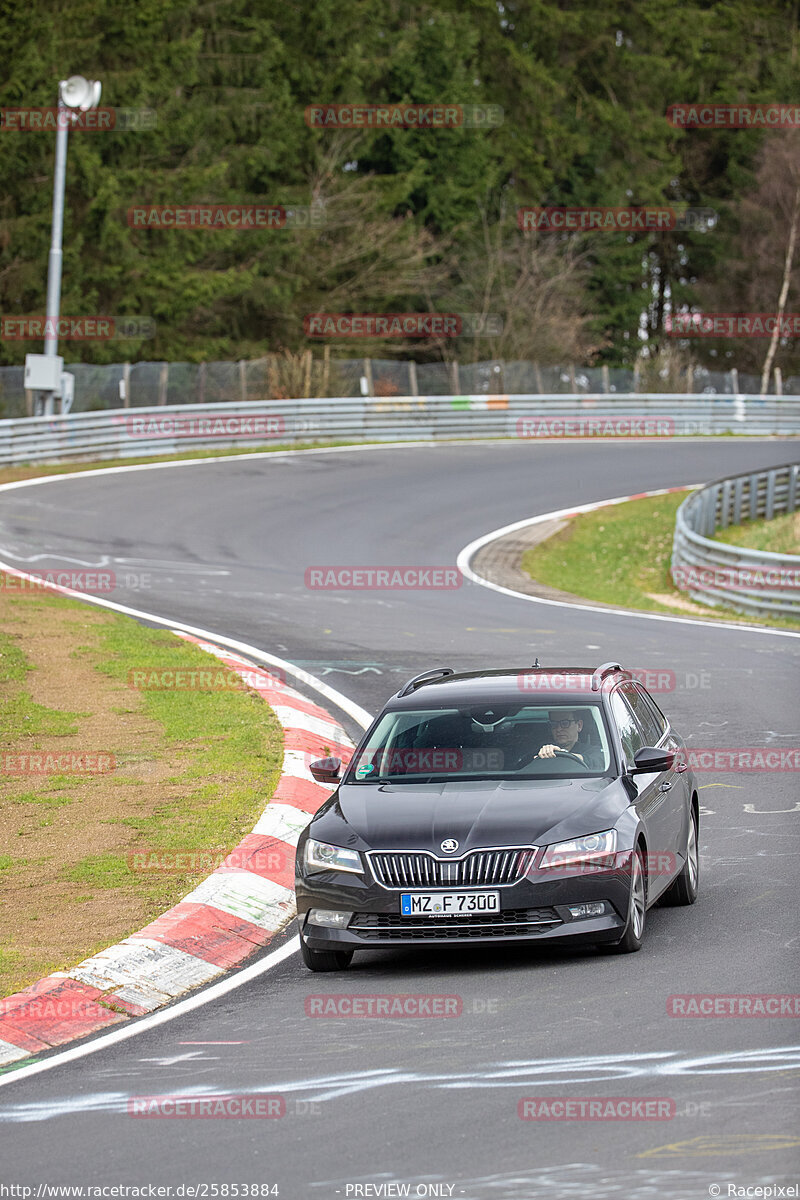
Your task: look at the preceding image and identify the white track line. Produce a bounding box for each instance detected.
[457,486,800,640]
[0,436,777,494]
[0,939,301,1088]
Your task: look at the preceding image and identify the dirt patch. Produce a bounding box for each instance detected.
[644,591,721,616]
[0,589,281,994]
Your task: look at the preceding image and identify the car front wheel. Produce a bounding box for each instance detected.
[663,806,699,906]
[601,846,646,954]
[300,938,354,972]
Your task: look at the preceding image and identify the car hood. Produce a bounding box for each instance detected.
[314,777,626,853]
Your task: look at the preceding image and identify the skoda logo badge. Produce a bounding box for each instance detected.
[441,839,459,853]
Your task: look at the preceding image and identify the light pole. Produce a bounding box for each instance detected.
[30,75,102,415]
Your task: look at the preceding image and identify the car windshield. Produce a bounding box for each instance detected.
[346,702,613,782]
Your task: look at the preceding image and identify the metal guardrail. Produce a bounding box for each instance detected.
[1,393,799,466]
[671,463,800,618]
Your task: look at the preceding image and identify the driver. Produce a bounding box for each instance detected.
[536,709,603,769]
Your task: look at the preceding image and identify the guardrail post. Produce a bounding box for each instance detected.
[363,358,374,397]
[732,476,744,524]
[198,361,206,406]
[749,473,759,521]
[123,362,131,408]
[158,362,168,406]
[409,361,418,397]
[765,470,776,520]
[450,360,460,395]
[775,366,783,397]
[705,486,717,537]
[719,479,732,528]
[238,360,247,403]
[601,364,609,393]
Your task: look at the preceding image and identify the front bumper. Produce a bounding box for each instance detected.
[296,864,632,951]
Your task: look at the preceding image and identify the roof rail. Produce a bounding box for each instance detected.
[591,661,622,692]
[398,667,455,698]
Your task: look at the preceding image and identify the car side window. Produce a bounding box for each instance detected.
[640,689,669,740]
[610,690,645,766]
[621,682,664,746]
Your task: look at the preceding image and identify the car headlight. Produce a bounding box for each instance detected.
[304,838,363,875]
[539,830,617,871]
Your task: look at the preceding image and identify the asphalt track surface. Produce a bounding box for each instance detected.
[1,439,799,1199]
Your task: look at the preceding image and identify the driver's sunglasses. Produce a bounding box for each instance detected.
[549,717,577,728]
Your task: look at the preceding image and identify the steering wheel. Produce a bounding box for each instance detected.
[513,748,592,771]
[550,749,592,770]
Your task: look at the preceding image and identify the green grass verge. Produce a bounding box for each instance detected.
[714,510,799,556]
[88,616,284,855]
[0,586,285,994]
[520,492,800,631]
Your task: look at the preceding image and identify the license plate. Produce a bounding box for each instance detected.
[400,890,501,918]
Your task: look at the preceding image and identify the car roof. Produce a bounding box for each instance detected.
[387,666,633,710]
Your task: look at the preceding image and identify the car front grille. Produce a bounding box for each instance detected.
[350,907,562,940]
[367,847,536,889]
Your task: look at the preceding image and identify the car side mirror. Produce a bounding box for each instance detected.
[630,746,675,774]
[310,756,341,783]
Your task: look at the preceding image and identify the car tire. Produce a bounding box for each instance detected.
[300,938,354,972]
[600,846,646,954]
[662,805,699,906]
